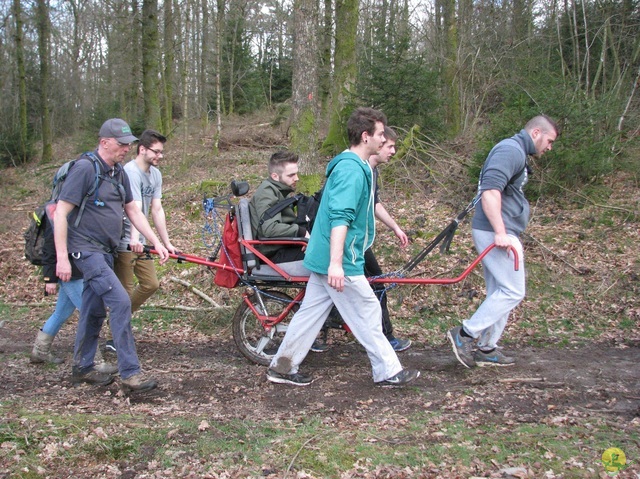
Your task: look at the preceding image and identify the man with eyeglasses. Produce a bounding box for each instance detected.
[54,118,169,392]
[109,130,177,350]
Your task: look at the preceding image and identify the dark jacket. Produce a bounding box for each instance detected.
[249,178,307,257]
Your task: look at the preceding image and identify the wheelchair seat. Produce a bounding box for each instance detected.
[235,197,310,279]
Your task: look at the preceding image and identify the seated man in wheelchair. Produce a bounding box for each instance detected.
[248,151,310,268]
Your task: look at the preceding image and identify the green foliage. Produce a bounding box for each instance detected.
[470,76,629,194]
[296,173,324,195]
[357,53,443,135]
[0,129,36,167]
[320,102,354,155]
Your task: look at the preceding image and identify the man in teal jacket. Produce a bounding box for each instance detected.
[267,107,420,387]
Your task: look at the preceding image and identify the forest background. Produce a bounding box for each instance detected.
[0,0,640,477]
[1,0,638,181]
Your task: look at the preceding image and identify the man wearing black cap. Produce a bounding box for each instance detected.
[54,118,169,392]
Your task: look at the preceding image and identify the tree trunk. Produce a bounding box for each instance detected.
[441,0,460,136]
[35,0,52,163]
[214,0,225,153]
[200,0,211,124]
[319,0,332,116]
[12,0,28,164]
[162,0,175,133]
[142,0,162,131]
[321,0,358,155]
[289,0,320,173]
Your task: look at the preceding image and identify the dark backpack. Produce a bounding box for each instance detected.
[24,152,125,264]
[23,205,47,266]
[259,188,323,233]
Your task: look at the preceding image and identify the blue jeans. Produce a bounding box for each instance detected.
[72,252,141,379]
[41,279,83,336]
[462,229,526,349]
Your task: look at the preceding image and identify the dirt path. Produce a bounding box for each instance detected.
[2,320,638,425]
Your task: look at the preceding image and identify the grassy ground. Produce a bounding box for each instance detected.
[0,119,638,478]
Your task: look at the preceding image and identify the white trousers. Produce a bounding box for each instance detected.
[462,229,526,350]
[269,272,402,382]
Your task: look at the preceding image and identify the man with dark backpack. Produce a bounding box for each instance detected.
[249,150,311,267]
[54,118,169,392]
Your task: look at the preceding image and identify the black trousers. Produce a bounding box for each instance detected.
[364,248,394,339]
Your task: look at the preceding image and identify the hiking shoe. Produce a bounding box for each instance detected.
[310,338,329,353]
[94,361,119,375]
[473,349,515,367]
[266,369,313,386]
[377,369,420,387]
[389,337,411,352]
[121,373,158,393]
[104,340,116,353]
[71,367,115,386]
[447,326,476,368]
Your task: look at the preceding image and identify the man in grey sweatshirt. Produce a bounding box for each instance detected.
[448,115,559,368]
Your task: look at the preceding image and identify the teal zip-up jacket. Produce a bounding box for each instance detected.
[303,151,376,276]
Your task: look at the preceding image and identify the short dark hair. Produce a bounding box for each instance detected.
[347,107,387,146]
[525,115,559,137]
[137,129,167,154]
[384,126,398,142]
[268,150,299,175]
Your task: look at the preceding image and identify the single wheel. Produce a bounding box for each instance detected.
[232,290,299,366]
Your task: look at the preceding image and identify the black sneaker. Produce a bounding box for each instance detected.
[71,367,115,386]
[377,369,420,387]
[266,369,313,386]
[310,329,329,353]
[310,338,329,353]
[105,340,117,353]
[389,337,411,352]
[447,326,476,368]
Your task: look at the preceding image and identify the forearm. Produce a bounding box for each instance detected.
[151,208,172,246]
[329,225,347,267]
[375,203,398,231]
[481,190,506,235]
[126,204,162,248]
[53,214,69,260]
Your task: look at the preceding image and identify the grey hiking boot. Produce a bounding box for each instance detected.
[473,349,515,367]
[121,373,158,393]
[377,369,420,387]
[447,326,476,368]
[94,348,118,375]
[71,367,115,386]
[30,330,64,364]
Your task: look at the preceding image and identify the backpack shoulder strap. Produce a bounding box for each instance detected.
[72,152,125,228]
[258,193,302,226]
[72,153,104,228]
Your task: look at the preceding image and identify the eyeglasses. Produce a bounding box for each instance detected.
[147,147,164,156]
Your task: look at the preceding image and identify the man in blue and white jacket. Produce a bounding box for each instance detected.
[448,115,559,368]
[267,107,420,387]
